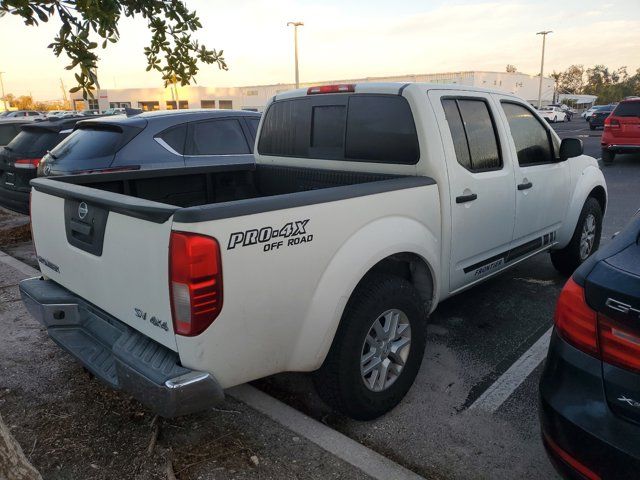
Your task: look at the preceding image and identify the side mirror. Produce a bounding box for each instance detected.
[559,138,583,161]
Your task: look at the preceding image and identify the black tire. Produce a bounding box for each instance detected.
[589,124,596,130]
[550,197,602,276]
[313,274,427,420]
[602,149,615,165]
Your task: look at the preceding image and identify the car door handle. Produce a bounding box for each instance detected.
[456,193,478,204]
[517,182,533,191]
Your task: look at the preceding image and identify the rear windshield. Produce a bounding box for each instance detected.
[258,94,419,164]
[0,124,22,146]
[613,102,640,117]
[50,127,122,163]
[6,129,59,156]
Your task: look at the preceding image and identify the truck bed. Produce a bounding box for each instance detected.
[31,164,430,223]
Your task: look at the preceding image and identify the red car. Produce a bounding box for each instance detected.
[601,98,640,164]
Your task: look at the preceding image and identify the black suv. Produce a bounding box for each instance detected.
[589,105,615,130]
[38,110,260,177]
[0,116,91,214]
[540,212,640,479]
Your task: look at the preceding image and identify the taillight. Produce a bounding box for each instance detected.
[555,278,640,374]
[554,278,599,356]
[598,316,640,374]
[604,117,620,129]
[307,84,355,95]
[169,231,223,336]
[14,158,41,169]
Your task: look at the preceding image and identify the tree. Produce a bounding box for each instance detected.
[557,65,584,94]
[506,64,517,73]
[0,1,227,99]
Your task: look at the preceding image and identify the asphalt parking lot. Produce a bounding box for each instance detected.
[0,118,638,480]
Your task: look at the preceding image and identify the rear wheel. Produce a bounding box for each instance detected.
[313,274,427,420]
[589,124,596,130]
[602,149,615,165]
[550,197,602,276]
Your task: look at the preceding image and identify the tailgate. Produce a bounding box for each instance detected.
[30,178,180,350]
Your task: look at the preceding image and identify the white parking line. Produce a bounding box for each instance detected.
[0,250,425,480]
[467,327,552,413]
[229,384,426,480]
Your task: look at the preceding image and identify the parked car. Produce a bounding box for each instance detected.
[21,83,606,421]
[601,98,640,164]
[582,105,605,120]
[0,119,31,148]
[550,103,574,121]
[0,110,44,120]
[540,210,640,480]
[588,104,616,130]
[0,116,95,214]
[102,107,126,115]
[539,106,567,123]
[38,109,260,177]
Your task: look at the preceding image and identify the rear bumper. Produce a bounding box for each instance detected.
[539,330,640,479]
[0,185,29,215]
[601,144,640,154]
[19,277,224,417]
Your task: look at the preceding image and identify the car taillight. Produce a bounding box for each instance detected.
[598,316,640,374]
[14,158,41,169]
[307,84,355,95]
[543,433,601,480]
[555,278,640,374]
[604,117,620,129]
[169,231,223,336]
[554,278,599,356]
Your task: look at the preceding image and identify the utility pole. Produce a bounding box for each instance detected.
[536,30,552,108]
[0,72,7,111]
[287,21,304,88]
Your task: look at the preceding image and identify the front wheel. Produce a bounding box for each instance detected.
[550,197,602,276]
[313,274,427,420]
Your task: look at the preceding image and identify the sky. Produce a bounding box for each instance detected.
[1,0,639,100]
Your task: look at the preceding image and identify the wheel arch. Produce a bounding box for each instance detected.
[555,164,607,249]
[286,216,440,372]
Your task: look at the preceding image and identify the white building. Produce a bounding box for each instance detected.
[71,71,555,112]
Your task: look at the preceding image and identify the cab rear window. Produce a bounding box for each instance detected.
[259,94,419,164]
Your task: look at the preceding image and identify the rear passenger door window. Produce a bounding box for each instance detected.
[441,98,501,172]
[501,102,554,166]
[188,119,250,155]
[155,124,187,155]
[184,118,254,167]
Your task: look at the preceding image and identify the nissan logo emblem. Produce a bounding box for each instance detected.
[78,202,89,220]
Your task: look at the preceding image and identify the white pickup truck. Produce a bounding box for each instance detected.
[20,83,607,420]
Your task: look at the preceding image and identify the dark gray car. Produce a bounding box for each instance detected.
[38,109,261,176]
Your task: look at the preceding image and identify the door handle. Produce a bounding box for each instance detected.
[456,193,478,204]
[517,182,533,190]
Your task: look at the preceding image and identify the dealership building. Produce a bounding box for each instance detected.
[71,70,555,112]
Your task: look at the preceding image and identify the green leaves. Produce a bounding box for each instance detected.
[0,0,227,99]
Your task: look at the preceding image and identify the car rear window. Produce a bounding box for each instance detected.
[49,127,123,163]
[6,129,59,156]
[258,94,419,164]
[613,102,640,117]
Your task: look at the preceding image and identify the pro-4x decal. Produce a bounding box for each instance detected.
[227,219,313,252]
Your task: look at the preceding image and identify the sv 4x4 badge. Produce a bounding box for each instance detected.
[227,219,312,252]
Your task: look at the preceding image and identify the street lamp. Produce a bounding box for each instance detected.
[287,21,304,89]
[536,30,552,108]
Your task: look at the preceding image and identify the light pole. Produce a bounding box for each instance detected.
[287,21,304,88]
[536,30,552,108]
[0,72,7,111]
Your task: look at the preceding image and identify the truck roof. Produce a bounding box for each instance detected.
[274,82,523,102]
